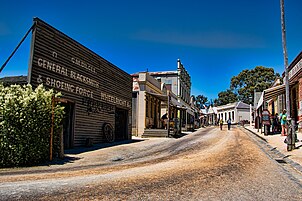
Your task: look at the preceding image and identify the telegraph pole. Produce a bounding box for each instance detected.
[280,0,295,151]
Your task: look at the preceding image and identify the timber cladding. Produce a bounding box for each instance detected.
[28,17,132,147]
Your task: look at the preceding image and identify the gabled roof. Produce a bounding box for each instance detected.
[217,101,250,111]
[236,101,251,109]
[216,102,237,110]
[199,109,207,114]
[0,75,28,86]
[131,71,178,77]
[207,106,218,114]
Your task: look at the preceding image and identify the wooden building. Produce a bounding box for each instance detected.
[287,51,302,130]
[28,18,132,148]
[256,51,302,130]
[143,59,195,132]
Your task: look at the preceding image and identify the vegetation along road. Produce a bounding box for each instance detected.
[1,126,302,200]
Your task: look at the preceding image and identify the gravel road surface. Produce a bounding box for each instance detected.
[1,126,302,200]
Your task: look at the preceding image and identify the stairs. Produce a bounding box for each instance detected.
[142,129,169,138]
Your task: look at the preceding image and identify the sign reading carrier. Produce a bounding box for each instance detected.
[28,18,132,147]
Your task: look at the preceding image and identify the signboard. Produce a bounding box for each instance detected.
[29,18,131,109]
[28,18,132,146]
[289,58,302,80]
[262,109,271,125]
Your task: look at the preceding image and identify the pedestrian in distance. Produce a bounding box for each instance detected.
[219,119,224,130]
[279,109,287,136]
[227,118,231,130]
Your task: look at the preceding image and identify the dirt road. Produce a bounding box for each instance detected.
[1,126,302,200]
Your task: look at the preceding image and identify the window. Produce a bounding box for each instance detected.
[166,84,171,91]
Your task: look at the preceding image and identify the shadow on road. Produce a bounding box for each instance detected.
[64,139,145,155]
[172,133,189,139]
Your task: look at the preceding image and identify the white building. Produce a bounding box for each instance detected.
[207,106,218,125]
[216,101,251,124]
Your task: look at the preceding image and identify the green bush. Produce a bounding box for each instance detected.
[0,84,64,167]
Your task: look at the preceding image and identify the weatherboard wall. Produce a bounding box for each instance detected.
[28,18,132,147]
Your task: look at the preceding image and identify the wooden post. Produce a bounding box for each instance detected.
[167,92,170,137]
[59,125,64,159]
[50,95,55,161]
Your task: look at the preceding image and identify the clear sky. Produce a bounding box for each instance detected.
[0,0,301,100]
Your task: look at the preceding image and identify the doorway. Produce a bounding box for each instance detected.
[61,102,74,149]
[115,108,128,141]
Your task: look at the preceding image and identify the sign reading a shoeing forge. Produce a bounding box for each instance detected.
[28,18,131,109]
[28,18,132,146]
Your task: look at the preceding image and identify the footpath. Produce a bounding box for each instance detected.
[244,125,302,173]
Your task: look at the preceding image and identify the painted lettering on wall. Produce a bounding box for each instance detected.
[71,57,96,74]
[82,97,114,115]
[100,91,131,108]
[37,75,93,98]
[289,59,302,80]
[37,58,99,88]
[35,52,130,107]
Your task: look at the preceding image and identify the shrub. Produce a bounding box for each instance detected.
[0,84,64,167]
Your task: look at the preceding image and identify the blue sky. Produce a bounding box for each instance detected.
[0,0,301,100]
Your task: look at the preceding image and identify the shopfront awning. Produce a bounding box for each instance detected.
[146,91,168,101]
[146,91,184,108]
[256,84,285,109]
[186,107,195,116]
[170,98,183,108]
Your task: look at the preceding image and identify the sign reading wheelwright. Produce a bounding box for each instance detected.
[28,18,132,147]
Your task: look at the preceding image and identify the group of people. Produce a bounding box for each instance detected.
[271,109,287,136]
[219,118,232,130]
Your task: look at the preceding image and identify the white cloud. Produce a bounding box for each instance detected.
[133,30,266,49]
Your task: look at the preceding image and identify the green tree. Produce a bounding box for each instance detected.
[195,95,208,109]
[230,66,280,104]
[214,89,238,106]
[0,84,64,167]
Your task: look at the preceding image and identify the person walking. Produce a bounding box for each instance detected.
[227,118,231,130]
[219,119,224,130]
[279,109,287,136]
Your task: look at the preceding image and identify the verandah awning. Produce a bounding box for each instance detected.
[256,84,285,109]
[146,91,183,108]
[146,91,168,101]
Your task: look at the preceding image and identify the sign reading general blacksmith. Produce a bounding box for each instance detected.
[28,18,132,147]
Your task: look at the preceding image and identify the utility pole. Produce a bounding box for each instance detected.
[280,0,295,151]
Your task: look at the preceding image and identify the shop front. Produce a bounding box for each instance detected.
[28,18,132,148]
[287,51,302,130]
[132,72,182,137]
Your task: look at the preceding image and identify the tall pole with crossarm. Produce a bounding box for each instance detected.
[280,0,295,151]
